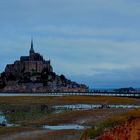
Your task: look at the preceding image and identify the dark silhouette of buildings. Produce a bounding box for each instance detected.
[5,39,53,76]
[0,40,88,92]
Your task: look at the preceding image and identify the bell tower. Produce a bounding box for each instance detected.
[29,39,35,55]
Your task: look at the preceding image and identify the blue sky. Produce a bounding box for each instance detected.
[0,0,140,88]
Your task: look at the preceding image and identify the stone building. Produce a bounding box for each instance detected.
[1,40,89,92]
[5,40,53,76]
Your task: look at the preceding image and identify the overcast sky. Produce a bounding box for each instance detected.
[0,0,140,88]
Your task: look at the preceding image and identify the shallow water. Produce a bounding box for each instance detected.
[53,104,102,110]
[53,104,140,110]
[0,93,63,97]
[0,112,19,127]
[0,92,139,97]
[43,124,85,130]
[0,112,7,125]
[109,105,140,108]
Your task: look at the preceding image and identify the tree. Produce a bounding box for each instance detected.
[1,72,6,79]
[51,72,56,80]
[41,68,49,82]
[7,73,16,81]
[60,74,66,81]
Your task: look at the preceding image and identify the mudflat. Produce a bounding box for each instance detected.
[0,96,139,140]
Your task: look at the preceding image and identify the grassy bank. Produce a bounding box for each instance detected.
[0,96,138,105]
[81,108,140,139]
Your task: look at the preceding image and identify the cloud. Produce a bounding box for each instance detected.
[28,25,140,41]
[0,0,140,88]
[70,67,140,88]
[1,0,140,28]
[1,34,140,75]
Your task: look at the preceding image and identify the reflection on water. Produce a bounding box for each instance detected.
[0,93,63,97]
[0,92,139,97]
[43,124,85,130]
[109,105,140,108]
[53,104,140,110]
[53,104,101,110]
[0,112,19,127]
[0,112,7,126]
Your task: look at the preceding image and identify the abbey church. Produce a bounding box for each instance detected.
[0,40,88,92]
[5,40,53,76]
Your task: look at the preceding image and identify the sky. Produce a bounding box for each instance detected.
[0,0,140,88]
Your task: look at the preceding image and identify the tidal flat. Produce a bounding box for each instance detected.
[0,96,139,140]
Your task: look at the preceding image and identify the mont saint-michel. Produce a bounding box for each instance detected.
[0,40,88,93]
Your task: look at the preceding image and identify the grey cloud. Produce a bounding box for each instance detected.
[0,0,140,88]
[70,67,140,88]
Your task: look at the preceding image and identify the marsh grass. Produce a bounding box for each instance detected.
[0,102,53,125]
[0,96,137,126]
[0,96,139,139]
[81,108,140,139]
[0,96,138,105]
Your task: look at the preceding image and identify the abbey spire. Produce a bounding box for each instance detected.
[30,39,35,55]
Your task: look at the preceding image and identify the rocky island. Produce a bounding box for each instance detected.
[0,40,88,93]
